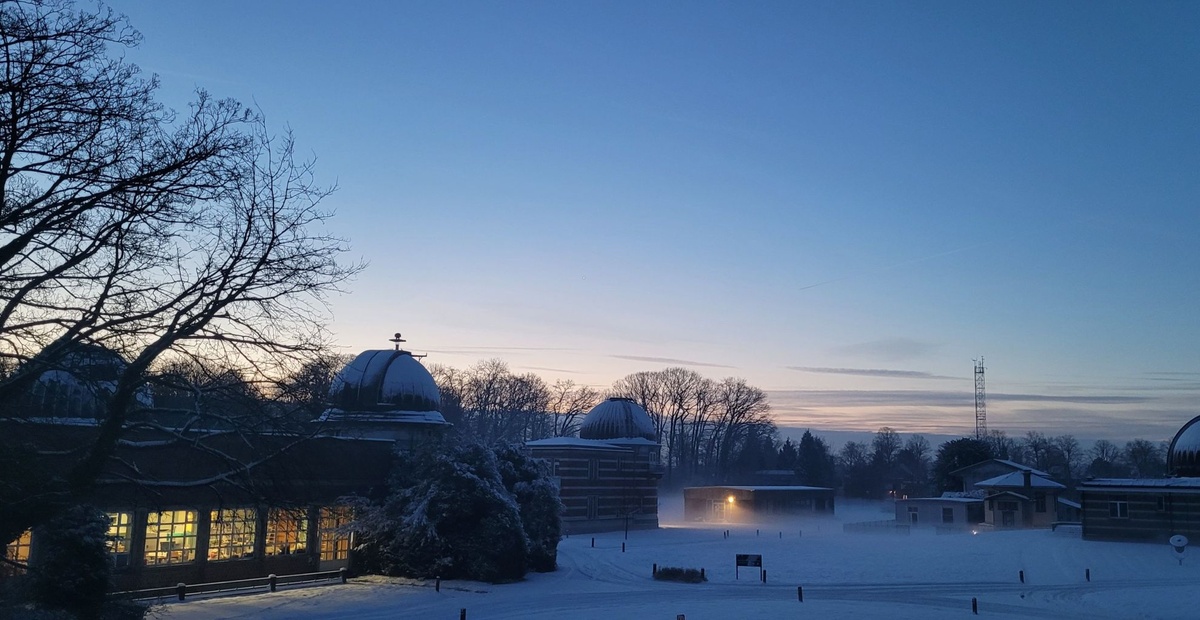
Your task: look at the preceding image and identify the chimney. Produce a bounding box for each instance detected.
[1022,470,1032,489]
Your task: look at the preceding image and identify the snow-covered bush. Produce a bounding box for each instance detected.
[493,444,563,572]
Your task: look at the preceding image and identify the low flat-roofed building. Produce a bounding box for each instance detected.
[683,486,834,523]
[895,497,983,529]
[1079,415,1200,543]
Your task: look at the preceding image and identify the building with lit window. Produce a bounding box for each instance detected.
[1080,415,1200,543]
[3,345,448,590]
[527,398,662,534]
[683,486,835,522]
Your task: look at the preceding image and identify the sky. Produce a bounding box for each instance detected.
[106,1,1200,444]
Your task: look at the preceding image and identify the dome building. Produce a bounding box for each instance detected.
[3,334,449,590]
[317,347,448,443]
[527,397,662,534]
[1168,415,1200,477]
[1080,414,1200,543]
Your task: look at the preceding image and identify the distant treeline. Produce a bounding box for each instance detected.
[426,361,1171,493]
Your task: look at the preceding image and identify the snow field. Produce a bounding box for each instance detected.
[158,499,1200,619]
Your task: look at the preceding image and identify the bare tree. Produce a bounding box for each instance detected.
[546,379,599,437]
[983,429,1018,460]
[1123,439,1166,478]
[0,1,357,544]
[1051,434,1082,482]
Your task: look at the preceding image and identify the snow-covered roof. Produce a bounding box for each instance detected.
[687,485,834,492]
[578,397,656,441]
[900,497,982,504]
[1080,477,1200,492]
[325,350,441,417]
[316,409,447,425]
[526,437,634,452]
[988,490,1031,501]
[940,490,986,499]
[951,459,1050,477]
[975,471,1065,489]
[1057,497,1081,509]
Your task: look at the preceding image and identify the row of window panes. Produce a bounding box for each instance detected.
[318,507,352,561]
[88,507,337,566]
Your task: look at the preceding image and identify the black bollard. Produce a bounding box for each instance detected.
[1019,570,1025,584]
[761,569,767,583]
[622,542,626,553]
[756,529,760,536]
[339,567,348,584]
[591,537,595,548]
[1085,568,1090,582]
[460,609,467,620]
[268,574,277,593]
[797,585,804,602]
[972,597,978,615]
[779,531,782,539]
[701,568,705,580]
[653,563,657,577]
[176,583,186,601]
[435,576,441,592]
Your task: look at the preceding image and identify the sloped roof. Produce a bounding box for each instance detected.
[975,471,1065,489]
[951,458,1050,477]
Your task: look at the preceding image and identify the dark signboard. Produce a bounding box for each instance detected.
[736,554,762,567]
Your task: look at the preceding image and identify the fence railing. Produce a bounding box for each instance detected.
[111,568,348,601]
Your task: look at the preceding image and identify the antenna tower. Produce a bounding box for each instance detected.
[974,357,987,439]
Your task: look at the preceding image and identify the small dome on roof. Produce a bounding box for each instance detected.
[1169,415,1200,476]
[20,341,144,418]
[327,349,440,413]
[579,397,656,441]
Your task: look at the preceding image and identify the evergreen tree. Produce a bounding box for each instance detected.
[364,441,531,583]
[932,438,994,493]
[24,506,118,620]
[795,431,836,487]
[493,444,564,572]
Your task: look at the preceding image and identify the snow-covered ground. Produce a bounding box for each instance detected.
[156,498,1198,619]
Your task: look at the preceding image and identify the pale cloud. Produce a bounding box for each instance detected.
[611,355,736,369]
[786,366,958,380]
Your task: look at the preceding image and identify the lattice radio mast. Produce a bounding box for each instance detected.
[974,357,987,439]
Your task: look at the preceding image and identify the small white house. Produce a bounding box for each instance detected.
[895,497,983,529]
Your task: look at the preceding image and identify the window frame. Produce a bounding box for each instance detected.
[208,508,258,562]
[265,508,309,557]
[144,510,199,566]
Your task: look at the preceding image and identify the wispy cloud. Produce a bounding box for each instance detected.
[612,355,736,369]
[519,366,583,374]
[425,346,574,356]
[831,338,942,362]
[786,366,958,380]
[990,393,1149,405]
[769,389,1151,408]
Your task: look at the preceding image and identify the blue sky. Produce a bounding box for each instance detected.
[109,1,1200,442]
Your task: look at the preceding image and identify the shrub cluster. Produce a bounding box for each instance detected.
[653,567,707,583]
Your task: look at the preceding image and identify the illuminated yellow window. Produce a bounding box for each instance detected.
[265,509,308,556]
[144,510,198,565]
[208,508,257,561]
[3,530,32,575]
[106,512,132,567]
[319,506,353,561]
